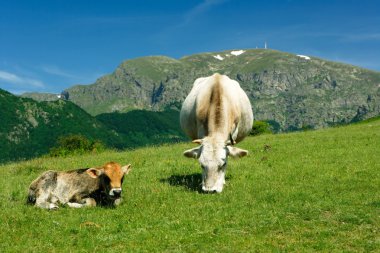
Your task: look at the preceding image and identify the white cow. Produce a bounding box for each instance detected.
[180,73,253,193]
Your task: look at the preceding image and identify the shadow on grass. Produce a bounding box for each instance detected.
[160,173,202,192]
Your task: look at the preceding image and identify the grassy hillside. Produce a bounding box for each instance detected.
[0,118,378,252]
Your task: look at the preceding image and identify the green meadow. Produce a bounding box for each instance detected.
[0,119,379,252]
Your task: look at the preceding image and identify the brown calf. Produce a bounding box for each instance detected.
[27,162,131,209]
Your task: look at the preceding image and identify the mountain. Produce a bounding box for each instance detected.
[54,49,380,131]
[0,89,186,163]
[14,48,380,162]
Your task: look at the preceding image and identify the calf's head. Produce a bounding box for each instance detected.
[183,137,248,193]
[86,162,131,198]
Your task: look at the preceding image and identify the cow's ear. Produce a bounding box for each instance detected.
[122,164,131,174]
[227,146,248,158]
[183,147,201,159]
[86,168,103,178]
[192,139,202,145]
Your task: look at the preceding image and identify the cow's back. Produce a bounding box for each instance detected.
[180,74,253,142]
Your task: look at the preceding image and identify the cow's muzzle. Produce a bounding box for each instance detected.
[202,185,223,193]
[202,171,225,193]
[109,188,122,198]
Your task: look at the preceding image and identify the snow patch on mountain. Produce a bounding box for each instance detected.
[297,55,311,60]
[213,55,224,61]
[231,50,245,56]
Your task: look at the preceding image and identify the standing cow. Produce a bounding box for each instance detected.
[180,73,253,193]
[27,161,131,209]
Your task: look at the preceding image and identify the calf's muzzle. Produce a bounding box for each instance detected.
[109,188,122,197]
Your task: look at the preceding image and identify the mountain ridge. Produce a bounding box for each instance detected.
[4,45,380,162]
[58,49,380,131]
[19,49,380,132]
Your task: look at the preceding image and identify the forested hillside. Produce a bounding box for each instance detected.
[0,89,185,163]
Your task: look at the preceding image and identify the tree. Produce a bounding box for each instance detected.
[250,121,273,136]
[49,134,105,157]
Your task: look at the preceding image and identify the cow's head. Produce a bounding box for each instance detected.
[183,137,248,193]
[86,162,131,198]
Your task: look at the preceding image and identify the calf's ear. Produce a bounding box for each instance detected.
[192,139,202,144]
[183,147,201,159]
[86,168,103,178]
[122,164,131,174]
[227,146,248,158]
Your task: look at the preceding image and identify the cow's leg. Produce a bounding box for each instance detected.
[35,191,59,210]
[114,198,122,206]
[67,198,96,208]
[84,198,97,207]
[66,202,84,208]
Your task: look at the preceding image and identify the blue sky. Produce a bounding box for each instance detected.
[1,0,379,94]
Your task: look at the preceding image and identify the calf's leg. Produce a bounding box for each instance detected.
[67,198,96,208]
[35,191,59,210]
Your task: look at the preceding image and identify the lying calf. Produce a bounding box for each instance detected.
[27,161,131,209]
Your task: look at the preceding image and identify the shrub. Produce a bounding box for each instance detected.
[49,134,105,157]
[250,121,273,136]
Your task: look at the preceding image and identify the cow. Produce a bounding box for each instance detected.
[180,73,253,193]
[27,161,131,209]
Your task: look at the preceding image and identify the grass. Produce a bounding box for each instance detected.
[0,119,379,252]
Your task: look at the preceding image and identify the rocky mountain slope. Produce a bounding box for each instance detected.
[56,49,380,131]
